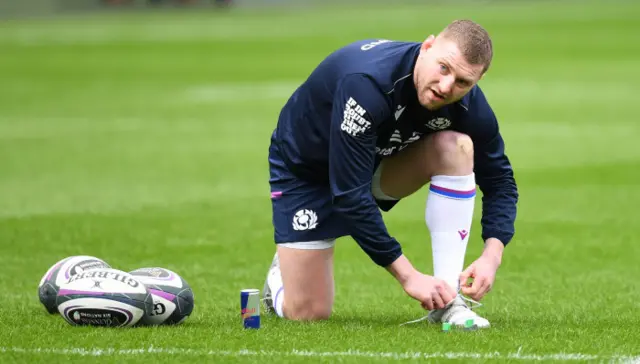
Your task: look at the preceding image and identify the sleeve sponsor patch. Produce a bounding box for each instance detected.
[341,97,372,137]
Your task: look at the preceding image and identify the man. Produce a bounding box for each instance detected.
[263,19,518,328]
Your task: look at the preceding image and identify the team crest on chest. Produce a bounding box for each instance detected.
[425,117,451,130]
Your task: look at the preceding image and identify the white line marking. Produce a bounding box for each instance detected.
[1,347,638,362]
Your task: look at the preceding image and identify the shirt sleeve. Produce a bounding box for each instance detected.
[469,90,520,246]
[328,74,402,267]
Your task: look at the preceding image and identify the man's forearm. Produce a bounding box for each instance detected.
[482,238,504,266]
[385,254,418,285]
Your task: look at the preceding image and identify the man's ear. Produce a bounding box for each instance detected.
[421,35,436,52]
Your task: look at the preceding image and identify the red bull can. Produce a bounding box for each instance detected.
[240,289,260,329]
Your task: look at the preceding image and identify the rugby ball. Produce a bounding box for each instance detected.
[38,255,111,314]
[56,268,153,327]
[129,267,194,325]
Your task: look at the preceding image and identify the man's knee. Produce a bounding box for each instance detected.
[429,131,474,174]
[276,244,334,321]
[284,299,332,321]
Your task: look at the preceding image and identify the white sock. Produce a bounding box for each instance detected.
[426,174,476,292]
[267,266,285,318]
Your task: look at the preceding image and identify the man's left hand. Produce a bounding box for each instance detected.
[459,238,504,301]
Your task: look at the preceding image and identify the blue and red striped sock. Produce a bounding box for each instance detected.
[426,174,476,292]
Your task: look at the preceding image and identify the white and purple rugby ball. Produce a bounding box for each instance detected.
[38,255,111,314]
[56,268,153,327]
[129,267,194,325]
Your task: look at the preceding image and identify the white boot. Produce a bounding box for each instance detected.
[427,295,490,328]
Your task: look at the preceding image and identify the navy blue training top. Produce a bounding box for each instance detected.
[272,39,518,267]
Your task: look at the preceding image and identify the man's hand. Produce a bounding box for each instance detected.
[459,238,504,301]
[386,254,456,310]
[402,272,457,310]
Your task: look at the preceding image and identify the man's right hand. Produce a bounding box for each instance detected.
[401,272,456,310]
[386,254,457,310]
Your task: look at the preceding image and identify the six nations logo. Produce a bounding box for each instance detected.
[292,209,318,231]
[425,117,451,130]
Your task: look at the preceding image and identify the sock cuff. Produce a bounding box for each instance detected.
[430,174,476,199]
[274,287,285,318]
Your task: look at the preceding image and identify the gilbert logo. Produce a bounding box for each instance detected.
[458,230,469,240]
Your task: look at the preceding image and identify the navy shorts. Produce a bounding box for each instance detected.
[268,142,398,244]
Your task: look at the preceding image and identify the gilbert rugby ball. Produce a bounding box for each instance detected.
[129,267,194,325]
[56,268,153,327]
[38,255,110,314]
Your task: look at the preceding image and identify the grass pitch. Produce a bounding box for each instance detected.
[1,1,640,362]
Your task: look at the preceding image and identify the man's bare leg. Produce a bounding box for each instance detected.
[264,241,335,321]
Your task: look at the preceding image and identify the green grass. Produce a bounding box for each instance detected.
[1,1,640,362]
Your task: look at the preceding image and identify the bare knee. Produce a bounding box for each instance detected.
[276,245,334,322]
[377,131,474,198]
[284,300,332,321]
[429,131,474,175]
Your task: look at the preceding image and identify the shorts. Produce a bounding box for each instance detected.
[268,142,399,247]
